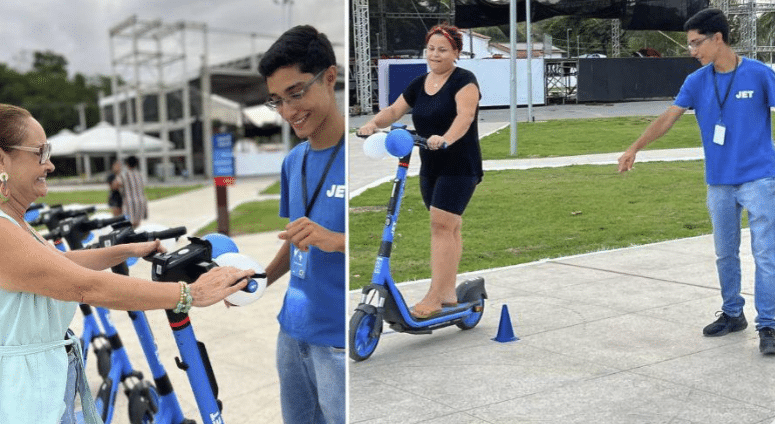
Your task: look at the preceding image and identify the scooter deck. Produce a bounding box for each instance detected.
[388,301,479,334]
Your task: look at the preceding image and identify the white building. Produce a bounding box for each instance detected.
[457,30,565,59]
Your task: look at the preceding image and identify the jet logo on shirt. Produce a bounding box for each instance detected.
[326,184,346,198]
[736,90,754,99]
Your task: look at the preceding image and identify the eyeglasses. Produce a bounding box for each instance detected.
[687,35,711,51]
[8,143,52,164]
[266,69,327,110]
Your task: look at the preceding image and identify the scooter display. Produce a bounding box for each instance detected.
[151,236,264,424]
[350,126,487,361]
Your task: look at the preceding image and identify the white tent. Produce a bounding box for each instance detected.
[243,105,283,127]
[50,122,173,179]
[48,129,80,156]
[70,121,171,154]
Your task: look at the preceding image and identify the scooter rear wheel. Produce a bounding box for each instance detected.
[456,296,485,330]
[349,310,382,361]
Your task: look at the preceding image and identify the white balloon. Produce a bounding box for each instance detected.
[136,223,180,252]
[362,132,389,159]
[214,252,267,306]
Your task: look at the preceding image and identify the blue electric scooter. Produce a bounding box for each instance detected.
[44,213,161,424]
[349,126,487,361]
[150,236,263,424]
[96,221,196,424]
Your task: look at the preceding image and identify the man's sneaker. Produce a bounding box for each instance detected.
[759,327,775,354]
[703,311,747,337]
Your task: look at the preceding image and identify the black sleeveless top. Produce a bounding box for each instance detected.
[403,66,483,180]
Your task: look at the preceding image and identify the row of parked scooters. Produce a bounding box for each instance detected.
[26,203,266,424]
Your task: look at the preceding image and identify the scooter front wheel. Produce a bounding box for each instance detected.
[457,297,485,330]
[349,310,382,361]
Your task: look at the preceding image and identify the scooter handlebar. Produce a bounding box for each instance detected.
[84,216,126,232]
[126,226,187,243]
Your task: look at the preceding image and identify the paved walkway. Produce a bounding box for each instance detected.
[348,102,775,424]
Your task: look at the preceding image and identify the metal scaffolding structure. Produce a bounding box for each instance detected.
[715,0,775,59]
[109,15,204,180]
[611,19,622,57]
[109,16,273,180]
[352,0,372,115]
[350,0,453,114]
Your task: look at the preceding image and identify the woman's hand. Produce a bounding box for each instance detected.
[190,266,255,308]
[136,239,166,261]
[427,135,447,150]
[357,122,378,137]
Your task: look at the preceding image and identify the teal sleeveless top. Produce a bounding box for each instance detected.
[0,209,85,422]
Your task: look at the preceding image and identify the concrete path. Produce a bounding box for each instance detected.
[348,102,775,424]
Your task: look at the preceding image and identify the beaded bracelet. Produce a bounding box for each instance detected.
[173,281,193,314]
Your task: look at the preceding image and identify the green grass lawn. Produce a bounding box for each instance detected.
[193,180,285,236]
[194,199,286,237]
[41,185,206,206]
[349,161,714,290]
[260,181,281,195]
[480,115,702,159]
[37,181,286,236]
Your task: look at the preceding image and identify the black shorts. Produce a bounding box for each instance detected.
[419,175,479,216]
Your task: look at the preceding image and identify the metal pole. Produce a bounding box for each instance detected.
[156,36,170,181]
[281,0,292,153]
[566,29,571,59]
[201,26,213,179]
[577,35,580,57]
[132,24,147,178]
[181,24,194,179]
[509,0,518,156]
[526,0,533,123]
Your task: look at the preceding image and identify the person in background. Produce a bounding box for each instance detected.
[107,159,122,217]
[117,155,148,228]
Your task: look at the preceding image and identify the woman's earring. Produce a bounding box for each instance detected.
[0,172,9,202]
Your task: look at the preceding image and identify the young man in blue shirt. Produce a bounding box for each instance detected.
[618,8,775,354]
[258,25,346,422]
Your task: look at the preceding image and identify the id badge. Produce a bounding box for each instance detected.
[290,246,309,279]
[713,123,726,146]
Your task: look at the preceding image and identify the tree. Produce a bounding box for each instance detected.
[540,16,612,57]
[32,51,68,78]
[0,50,112,137]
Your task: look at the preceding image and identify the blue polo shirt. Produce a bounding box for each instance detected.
[277,138,345,347]
[674,57,775,185]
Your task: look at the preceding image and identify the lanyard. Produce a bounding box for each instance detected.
[713,56,739,116]
[301,136,343,217]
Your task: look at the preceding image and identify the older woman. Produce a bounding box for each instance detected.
[358,24,483,319]
[0,104,254,423]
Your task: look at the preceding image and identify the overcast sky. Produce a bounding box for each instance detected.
[0,0,346,78]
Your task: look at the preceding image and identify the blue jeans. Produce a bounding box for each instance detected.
[707,178,775,330]
[276,329,345,424]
